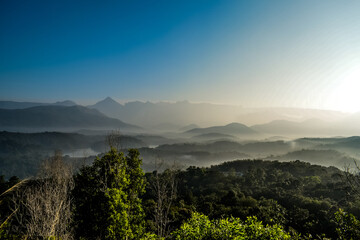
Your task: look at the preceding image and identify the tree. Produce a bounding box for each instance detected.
[344,162,360,198]
[106,129,123,152]
[148,163,178,238]
[72,148,145,240]
[334,208,360,240]
[10,151,74,239]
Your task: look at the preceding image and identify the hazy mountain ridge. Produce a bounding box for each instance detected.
[1,98,354,136]
[89,98,244,127]
[252,118,360,137]
[0,100,77,109]
[191,132,237,141]
[1,98,359,138]
[268,149,358,169]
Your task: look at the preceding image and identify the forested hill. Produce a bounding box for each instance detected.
[211,159,341,179]
[142,159,354,239]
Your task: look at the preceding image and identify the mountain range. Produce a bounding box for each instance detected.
[1,98,360,137]
[88,97,349,128]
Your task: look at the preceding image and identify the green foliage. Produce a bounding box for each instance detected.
[72,148,145,240]
[171,212,294,239]
[160,161,350,238]
[334,208,360,240]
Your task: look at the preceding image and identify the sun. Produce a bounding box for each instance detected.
[327,67,360,113]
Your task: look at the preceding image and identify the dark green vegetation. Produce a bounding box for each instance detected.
[1,148,360,239]
[142,159,360,239]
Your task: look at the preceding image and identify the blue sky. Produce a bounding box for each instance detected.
[1,0,360,112]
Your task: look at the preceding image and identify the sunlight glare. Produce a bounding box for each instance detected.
[328,67,360,113]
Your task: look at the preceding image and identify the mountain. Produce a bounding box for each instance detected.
[186,123,257,136]
[0,100,77,109]
[0,105,140,131]
[88,97,123,116]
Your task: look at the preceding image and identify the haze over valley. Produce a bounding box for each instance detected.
[1,97,360,178]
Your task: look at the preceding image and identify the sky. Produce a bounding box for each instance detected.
[1,0,360,112]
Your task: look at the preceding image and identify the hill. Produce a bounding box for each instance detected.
[0,105,139,131]
[88,97,123,115]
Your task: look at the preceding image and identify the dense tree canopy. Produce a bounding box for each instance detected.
[72,148,145,240]
[2,152,360,239]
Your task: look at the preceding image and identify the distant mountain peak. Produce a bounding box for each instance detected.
[102,97,118,103]
[88,97,124,118]
[91,97,122,107]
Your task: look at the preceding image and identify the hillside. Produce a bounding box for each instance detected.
[0,131,147,178]
[191,132,237,141]
[186,123,257,136]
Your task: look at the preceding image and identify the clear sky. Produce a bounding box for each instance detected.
[1,0,360,112]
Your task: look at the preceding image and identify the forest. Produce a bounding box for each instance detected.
[1,146,360,239]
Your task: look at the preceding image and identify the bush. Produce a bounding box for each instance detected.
[171,212,295,239]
